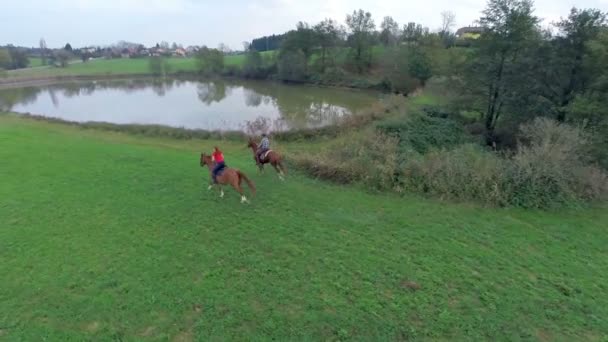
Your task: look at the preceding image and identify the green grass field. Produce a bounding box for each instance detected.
[4,53,274,81]
[1,114,607,340]
[27,57,44,68]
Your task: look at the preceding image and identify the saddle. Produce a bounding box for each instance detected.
[259,150,272,162]
[215,163,227,175]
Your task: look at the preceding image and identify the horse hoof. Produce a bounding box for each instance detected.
[220,191,224,198]
[207,185,213,191]
[241,196,248,203]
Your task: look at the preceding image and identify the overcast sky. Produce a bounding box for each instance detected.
[1,0,607,49]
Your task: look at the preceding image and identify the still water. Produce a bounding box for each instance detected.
[0,78,379,132]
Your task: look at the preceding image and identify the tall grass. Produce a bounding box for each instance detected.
[292,112,608,208]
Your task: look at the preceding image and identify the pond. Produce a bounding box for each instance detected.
[0,78,379,132]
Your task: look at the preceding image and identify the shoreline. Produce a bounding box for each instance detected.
[0,71,387,93]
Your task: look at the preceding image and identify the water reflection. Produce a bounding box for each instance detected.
[0,78,378,131]
[197,82,227,105]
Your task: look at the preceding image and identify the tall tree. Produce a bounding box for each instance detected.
[464,0,540,143]
[314,18,344,72]
[64,43,73,52]
[536,8,607,121]
[439,11,457,47]
[39,38,48,65]
[243,50,264,78]
[280,22,316,75]
[402,22,426,43]
[440,11,456,35]
[379,16,400,46]
[195,47,224,75]
[0,49,11,70]
[346,9,376,73]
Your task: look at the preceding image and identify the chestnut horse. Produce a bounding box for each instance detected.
[200,153,256,203]
[247,138,287,181]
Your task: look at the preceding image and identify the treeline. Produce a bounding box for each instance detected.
[0,46,29,70]
[250,34,286,52]
[193,1,607,151]
[275,0,607,208]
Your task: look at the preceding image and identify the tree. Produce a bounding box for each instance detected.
[379,47,420,94]
[278,50,307,82]
[243,50,264,78]
[195,47,224,75]
[314,18,344,72]
[408,48,433,85]
[536,8,607,121]
[346,9,376,73]
[440,11,456,35]
[439,11,457,47]
[160,41,170,50]
[7,47,29,69]
[402,22,427,43]
[280,22,316,75]
[64,43,73,52]
[379,16,400,46]
[242,41,251,52]
[0,49,11,70]
[39,38,48,65]
[463,0,540,144]
[54,49,71,68]
[250,34,286,52]
[218,43,231,54]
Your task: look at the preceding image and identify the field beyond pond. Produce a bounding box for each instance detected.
[1,114,607,340]
[2,55,257,81]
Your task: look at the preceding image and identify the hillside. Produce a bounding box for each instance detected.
[1,114,607,340]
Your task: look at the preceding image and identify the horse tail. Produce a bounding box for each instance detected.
[237,170,256,197]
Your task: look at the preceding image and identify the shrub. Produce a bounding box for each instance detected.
[292,115,607,208]
[401,118,608,208]
[377,111,472,155]
[505,117,607,207]
[290,131,399,190]
[402,144,508,204]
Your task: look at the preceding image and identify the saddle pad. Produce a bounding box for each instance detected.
[262,150,272,160]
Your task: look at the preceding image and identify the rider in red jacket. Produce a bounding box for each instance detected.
[211,146,226,183]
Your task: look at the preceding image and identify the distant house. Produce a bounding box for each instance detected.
[186,46,199,55]
[456,27,484,39]
[173,48,187,57]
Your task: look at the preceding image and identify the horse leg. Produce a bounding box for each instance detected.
[272,162,284,181]
[218,185,224,198]
[234,178,248,204]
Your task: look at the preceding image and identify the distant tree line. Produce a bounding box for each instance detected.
[250,34,286,52]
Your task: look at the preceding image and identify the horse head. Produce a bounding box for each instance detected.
[200,153,212,167]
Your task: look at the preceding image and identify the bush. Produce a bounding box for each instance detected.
[292,114,607,208]
[402,144,508,204]
[401,118,608,208]
[506,118,607,207]
[377,111,472,155]
[291,131,399,190]
[277,50,307,82]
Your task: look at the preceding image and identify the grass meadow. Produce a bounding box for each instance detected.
[1,114,607,340]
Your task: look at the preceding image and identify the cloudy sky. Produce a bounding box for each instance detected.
[1,0,607,49]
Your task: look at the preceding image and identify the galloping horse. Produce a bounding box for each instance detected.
[247,138,287,181]
[200,153,256,203]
